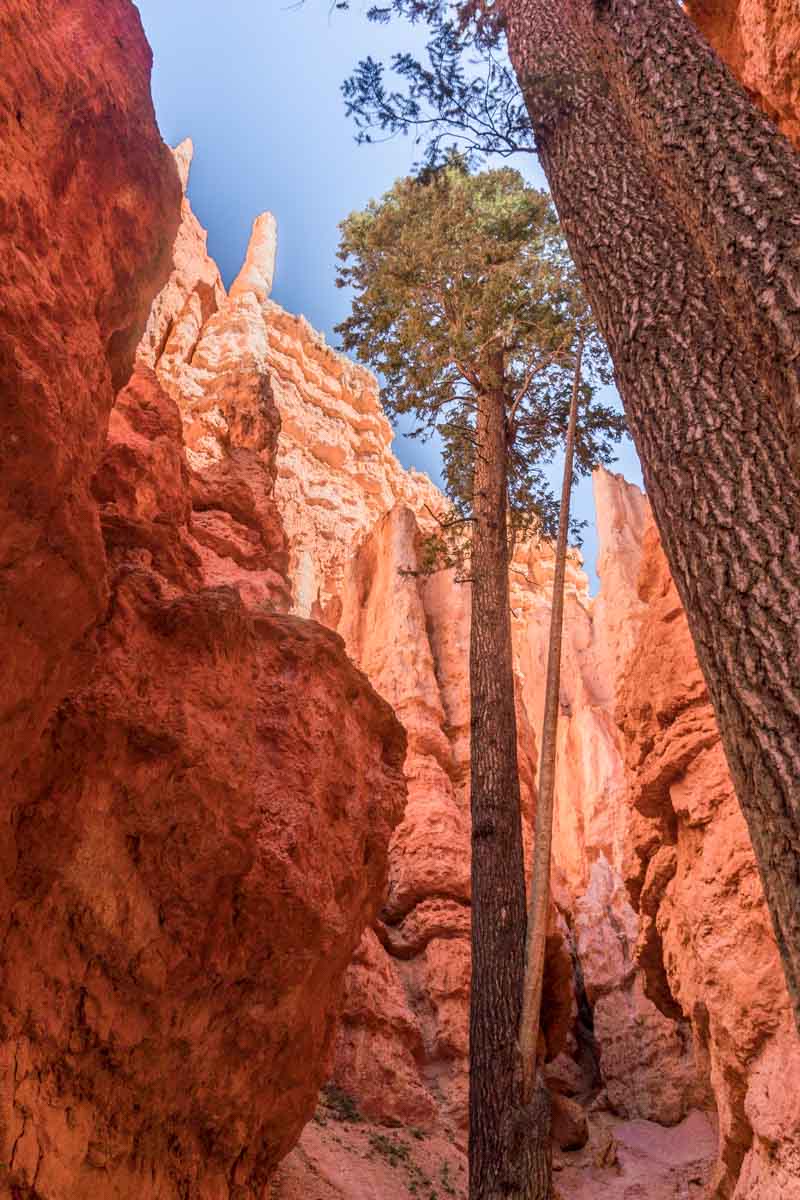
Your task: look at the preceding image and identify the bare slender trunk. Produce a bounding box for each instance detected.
[469,356,547,1199]
[504,0,800,1027]
[518,338,582,1107]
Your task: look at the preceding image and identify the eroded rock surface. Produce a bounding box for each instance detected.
[5,0,800,1190]
[2,361,407,1200]
[0,21,408,1197]
[618,519,800,1199]
[265,311,444,618]
[0,0,180,826]
[688,0,800,147]
[333,507,472,1131]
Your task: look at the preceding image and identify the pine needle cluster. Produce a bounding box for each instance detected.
[335,157,625,563]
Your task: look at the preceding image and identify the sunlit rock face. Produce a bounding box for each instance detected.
[137,137,226,379]
[230,211,278,303]
[544,476,707,1128]
[688,0,800,148]
[0,41,408,1198]
[328,502,583,1135]
[252,242,800,1183]
[332,505,469,1130]
[266,307,445,619]
[618,519,800,1199]
[154,196,799,1189]
[0,0,180,838]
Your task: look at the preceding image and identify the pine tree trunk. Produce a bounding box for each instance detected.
[469,362,551,1199]
[504,0,800,1028]
[519,340,582,1104]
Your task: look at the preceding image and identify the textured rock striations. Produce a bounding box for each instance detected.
[146,181,800,1194]
[0,0,180,838]
[332,506,469,1131]
[0,16,408,1199]
[327,508,577,1136]
[618,518,800,1199]
[5,0,800,1193]
[688,0,800,148]
[137,137,226,379]
[265,312,443,619]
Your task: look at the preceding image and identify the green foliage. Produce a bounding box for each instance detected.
[369,1132,411,1166]
[366,1132,460,1199]
[342,3,524,167]
[336,159,625,548]
[320,1083,362,1123]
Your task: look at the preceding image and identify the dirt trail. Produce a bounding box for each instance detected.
[270,1099,717,1200]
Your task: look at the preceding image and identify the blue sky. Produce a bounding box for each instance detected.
[136,0,643,591]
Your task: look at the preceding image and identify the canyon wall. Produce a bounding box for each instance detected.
[0,14,408,1199]
[2,0,798,1196]
[618,520,800,1198]
[150,185,800,1197]
[688,0,800,148]
[0,0,180,845]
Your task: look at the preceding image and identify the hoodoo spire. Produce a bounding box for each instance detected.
[230,211,278,302]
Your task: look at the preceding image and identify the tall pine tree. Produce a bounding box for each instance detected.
[336,160,624,1199]
[342,0,800,1028]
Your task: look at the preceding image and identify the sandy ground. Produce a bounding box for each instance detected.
[555,1109,716,1199]
[269,1092,717,1200]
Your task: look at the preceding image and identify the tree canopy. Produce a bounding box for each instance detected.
[335,158,625,543]
[342,2,529,166]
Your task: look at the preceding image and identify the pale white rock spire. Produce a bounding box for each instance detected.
[230,212,278,303]
[172,137,194,194]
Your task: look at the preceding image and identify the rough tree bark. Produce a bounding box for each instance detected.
[469,355,550,1199]
[503,0,800,1027]
[519,338,582,1110]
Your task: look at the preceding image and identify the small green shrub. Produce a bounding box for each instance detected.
[320,1083,362,1124]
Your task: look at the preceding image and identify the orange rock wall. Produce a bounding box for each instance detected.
[618,520,800,1198]
[1,354,406,1199]
[0,15,408,1199]
[0,0,180,832]
[688,0,800,147]
[151,178,800,1190]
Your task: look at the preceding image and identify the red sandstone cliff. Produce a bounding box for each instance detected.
[0,0,180,834]
[688,0,800,147]
[3,0,800,1196]
[141,167,800,1193]
[0,11,408,1199]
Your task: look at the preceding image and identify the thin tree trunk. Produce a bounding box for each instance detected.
[469,357,549,1199]
[504,0,800,1028]
[518,337,582,1106]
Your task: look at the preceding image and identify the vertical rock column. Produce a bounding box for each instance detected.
[333,505,471,1130]
[618,518,800,1197]
[0,0,180,811]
